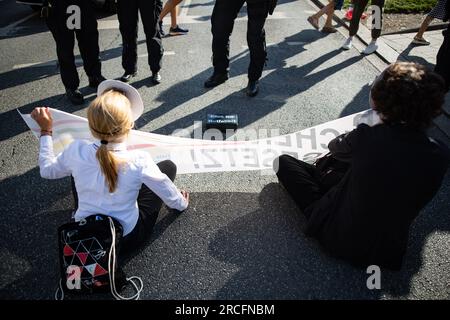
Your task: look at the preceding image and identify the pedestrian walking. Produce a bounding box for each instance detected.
[158,0,189,37]
[307,0,344,34]
[413,0,449,45]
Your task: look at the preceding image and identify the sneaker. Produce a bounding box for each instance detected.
[169,25,189,36]
[412,36,430,46]
[159,20,165,37]
[342,37,353,50]
[362,41,379,55]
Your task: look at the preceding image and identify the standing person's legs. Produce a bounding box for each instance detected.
[348,0,368,37]
[370,0,384,40]
[122,160,177,253]
[139,0,164,75]
[75,0,102,82]
[117,0,139,75]
[246,1,269,82]
[46,7,79,91]
[274,155,324,213]
[211,0,245,75]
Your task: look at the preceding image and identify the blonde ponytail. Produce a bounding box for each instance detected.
[87,89,133,193]
[96,144,120,193]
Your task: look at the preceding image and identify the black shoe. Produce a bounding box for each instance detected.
[246,80,259,97]
[159,20,165,37]
[66,89,84,105]
[120,71,137,83]
[88,75,106,88]
[169,25,189,36]
[152,72,161,84]
[204,72,229,88]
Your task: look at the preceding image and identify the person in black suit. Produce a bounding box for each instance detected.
[205,0,277,97]
[116,0,164,84]
[274,62,449,270]
[45,0,105,105]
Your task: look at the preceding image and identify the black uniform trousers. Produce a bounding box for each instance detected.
[435,24,450,91]
[117,0,163,74]
[211,0,270,81]
[46,0,101,90]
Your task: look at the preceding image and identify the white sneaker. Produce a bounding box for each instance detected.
[342,38,353,50]
[363,41,379,55]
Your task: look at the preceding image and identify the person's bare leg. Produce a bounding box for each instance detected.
[159,0,183,22]
[308,3,333,29]
[324,3,334,28]
[415,15,434,39]
[171,6,178,28]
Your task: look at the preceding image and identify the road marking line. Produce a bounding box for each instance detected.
[138,51,175,58]
[13,58,83,70]
[98,11,293,30]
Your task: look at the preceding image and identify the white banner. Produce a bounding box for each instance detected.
[19,108,380,174]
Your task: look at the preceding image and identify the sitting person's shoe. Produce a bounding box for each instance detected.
[246,80,259,97]
[152,72,162,84]
[120,71,137,83]
[159,20,165,37]
[412,36,430,46]
[362,41,379,55]
[66,88,84,105]
[204,72,229,88]
[88,75,106,88]
[169,25,189,36]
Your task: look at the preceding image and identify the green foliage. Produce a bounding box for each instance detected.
[342,0,438,13]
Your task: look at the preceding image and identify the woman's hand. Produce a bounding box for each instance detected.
[31,107,53,132]
[180,190,189,206]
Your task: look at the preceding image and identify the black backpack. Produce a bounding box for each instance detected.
[55,214,143,300]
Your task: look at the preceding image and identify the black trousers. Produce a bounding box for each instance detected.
[349,0,385,39]
[435,24,450,91]
[71,160,177,255]
[211,0,269,81]
[46,0,101,90]
[117,0,163,74]
[274,155,325,216]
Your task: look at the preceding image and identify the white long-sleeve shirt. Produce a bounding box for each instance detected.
[39,136,188,235]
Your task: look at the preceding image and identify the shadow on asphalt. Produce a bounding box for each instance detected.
[1,170,449,299]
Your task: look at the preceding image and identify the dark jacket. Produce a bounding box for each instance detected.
[304,123,449,270]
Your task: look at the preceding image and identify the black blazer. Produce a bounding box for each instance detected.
[304,123,449,270]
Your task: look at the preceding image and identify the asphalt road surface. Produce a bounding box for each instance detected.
[0,0,449,299]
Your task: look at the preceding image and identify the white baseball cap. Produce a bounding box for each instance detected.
[97,79,144,121]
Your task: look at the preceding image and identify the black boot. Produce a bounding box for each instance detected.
[246,80,259,97]
[66,88,84,105]
[88,75,106,88]
[204,72,229,88]
[152,72,162,84]
[120,71,138,83]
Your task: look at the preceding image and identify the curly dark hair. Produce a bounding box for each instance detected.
[371,62,446,130]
